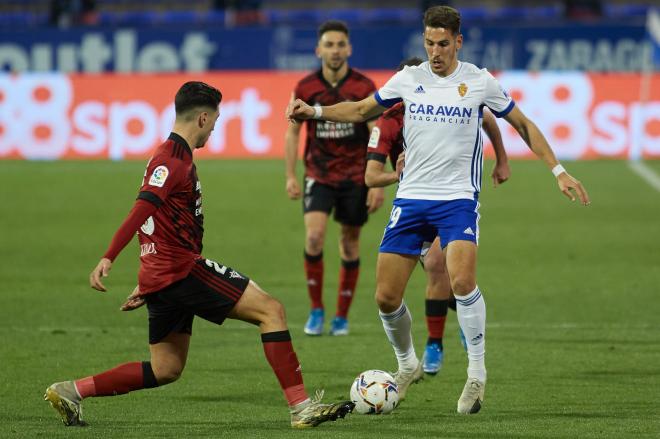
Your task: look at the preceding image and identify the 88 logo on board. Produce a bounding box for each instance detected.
[0,74,72,159]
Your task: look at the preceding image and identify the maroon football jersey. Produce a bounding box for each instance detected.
[295,69,376,186]
[367,102,405,169]
[136,133,203,293]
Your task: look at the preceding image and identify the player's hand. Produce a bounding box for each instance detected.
[367,187,385,213]
[286,176,302,199]
[286,99,315,123]
[395,152,406,179]
[120,285,145,311]
[89,258,112,292]
[491,160,511,187]
[557,172,590,206]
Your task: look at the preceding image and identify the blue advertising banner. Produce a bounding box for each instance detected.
[0,23,652,73]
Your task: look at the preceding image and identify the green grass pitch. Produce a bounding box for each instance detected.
[1,159,659,438]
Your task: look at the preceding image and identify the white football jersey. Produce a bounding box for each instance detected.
[375,61,514,200]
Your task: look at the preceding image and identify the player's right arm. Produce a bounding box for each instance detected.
[284,104,303,200]
[365,121,400,187]
[365,160,400,188]
[89,200,158,292]
[365,107,405,188]
[288,68,405,126]
[287,94,386,124]
[90,154,181,292]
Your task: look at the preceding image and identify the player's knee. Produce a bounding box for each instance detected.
[264,297,287,325]
[450,276,476,296]
[249,287,287,327]
[375,289,402,313]
[306,230,325,253]
[423,254,445,274]
[339,239,359,260]
[153,364,184,385]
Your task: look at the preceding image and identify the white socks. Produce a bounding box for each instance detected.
[379,301,418,371]
[456,286,487,382]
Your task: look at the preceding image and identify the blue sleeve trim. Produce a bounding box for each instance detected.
[490,100,515,118]
[374,91,402,108]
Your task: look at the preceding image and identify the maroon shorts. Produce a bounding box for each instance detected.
[145,258,249,344]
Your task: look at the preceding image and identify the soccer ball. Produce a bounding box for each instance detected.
[350,369,399,414]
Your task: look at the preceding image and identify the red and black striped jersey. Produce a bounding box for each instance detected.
[294,68,376,187]
[367,102,405,169]
[136,133,203,293]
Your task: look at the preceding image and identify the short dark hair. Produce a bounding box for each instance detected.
[318,20,349,39]
[397,57,424,71]
[423,5,461,35]
[174,81,222,116]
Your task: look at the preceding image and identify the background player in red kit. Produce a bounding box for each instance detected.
[44,81,354,429]
[284,20,384,336]
[364,58,511,381]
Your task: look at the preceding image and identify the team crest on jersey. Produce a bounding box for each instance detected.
[458,83,468,97]
[141,216,155,235]
[149,166,169,187]
[368,127,381,148]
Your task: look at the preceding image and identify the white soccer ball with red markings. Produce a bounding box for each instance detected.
[350,369,399,414]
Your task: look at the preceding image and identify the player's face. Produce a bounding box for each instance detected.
[316,31,352,72]
[423,27,462,77]
[196,107,220,148]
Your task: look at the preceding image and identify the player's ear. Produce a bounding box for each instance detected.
[455,33,463,50]
[198,111,207,128]
[347,42,353,57]
[315,45,321,58]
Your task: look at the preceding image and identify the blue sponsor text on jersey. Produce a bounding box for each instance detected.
[408,103,473,118]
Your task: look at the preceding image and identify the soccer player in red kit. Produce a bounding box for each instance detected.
[44,81,354,429]
[284,20,384,336]
[364,58,510,382]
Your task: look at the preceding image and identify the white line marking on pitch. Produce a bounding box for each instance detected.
[629,160,660,192]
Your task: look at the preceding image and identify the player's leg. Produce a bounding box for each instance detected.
[445,241,485,412]
[441,285,467,350]
[302,179,335,335]
[44,287,192,426]
[434,199,485,413]
[228,280,307,405]
[330,223,360,335]
[377,199,432,399]
[329,183,368,336]
[149,332,190,385]
[445,240,485,413]
[375,252,422,399]
[228,280,354,427]
[72,332,188,396]
[45,351,163,427]
[420,237,452,375]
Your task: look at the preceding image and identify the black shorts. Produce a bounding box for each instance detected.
[145,258,250,344]
[302,177,369,226]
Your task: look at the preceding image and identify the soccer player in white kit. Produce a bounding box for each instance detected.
[286,5,590,414]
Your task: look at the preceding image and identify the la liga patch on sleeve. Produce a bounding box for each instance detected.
[148,165,169,187]
[368,127,380,148]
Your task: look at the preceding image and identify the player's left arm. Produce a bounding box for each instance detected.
[504,106,590,205]
[365,119,385,213]
[482,110,510,187]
